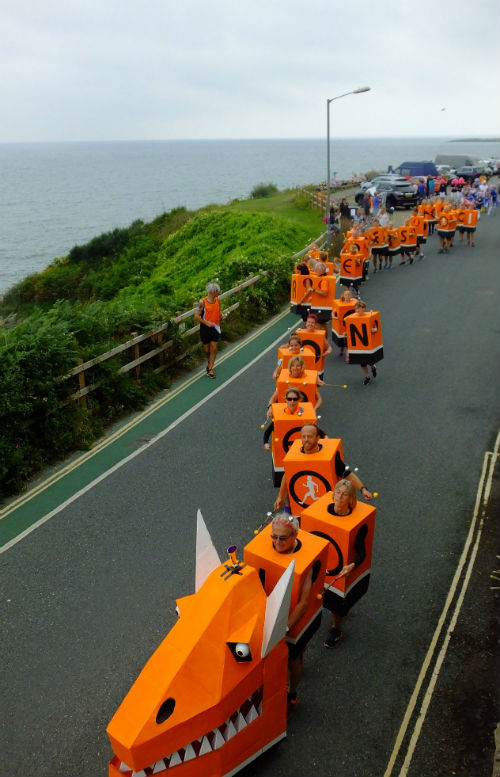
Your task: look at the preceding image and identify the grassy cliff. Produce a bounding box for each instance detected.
[0,193,324,495]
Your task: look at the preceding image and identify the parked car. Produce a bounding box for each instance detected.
[360,174,408,190]
[355,180,420,209]
[455,166,483,182]
[436,165,457,177]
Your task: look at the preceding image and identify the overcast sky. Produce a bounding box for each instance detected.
[1,0,499,142]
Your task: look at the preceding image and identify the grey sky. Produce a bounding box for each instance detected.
[1,0,499,142]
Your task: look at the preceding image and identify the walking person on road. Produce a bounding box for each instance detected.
[194,282,226,379]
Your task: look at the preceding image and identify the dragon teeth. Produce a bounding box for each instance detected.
[145,685,264,771]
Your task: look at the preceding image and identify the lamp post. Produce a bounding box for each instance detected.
[326,86,370,249]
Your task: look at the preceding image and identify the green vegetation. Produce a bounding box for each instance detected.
[250,182,279,198]
[0,191,325,496]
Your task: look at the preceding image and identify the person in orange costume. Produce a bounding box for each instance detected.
[269,512,313,711]
[194,282,226,379]
[323,479,364,648]
[273,424,372,512]
[351,300,379,386]
[267,356,323,416]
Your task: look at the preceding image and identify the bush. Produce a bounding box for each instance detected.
[250,183,279,199]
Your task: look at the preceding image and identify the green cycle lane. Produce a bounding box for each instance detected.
[0,309,296,548]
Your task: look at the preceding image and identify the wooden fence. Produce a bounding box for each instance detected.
[62,273,267,406]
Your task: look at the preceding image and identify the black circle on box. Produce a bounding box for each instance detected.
[310,529,344,576]
[282,426,303,453]
[300,338,322,363]
[289,470,332,506]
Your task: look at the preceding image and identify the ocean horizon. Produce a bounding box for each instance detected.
[1,136,498,296]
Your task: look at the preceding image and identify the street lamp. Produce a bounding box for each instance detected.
[326,86,370,248]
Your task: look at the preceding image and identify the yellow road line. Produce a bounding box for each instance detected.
[384,429,500,776]
[0,309,291,521]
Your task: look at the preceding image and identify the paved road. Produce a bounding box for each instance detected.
[1,208,499,777]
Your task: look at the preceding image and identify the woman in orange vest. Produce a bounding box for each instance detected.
[194,282,226,379]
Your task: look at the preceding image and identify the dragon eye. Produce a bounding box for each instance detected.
[227,642,252,662]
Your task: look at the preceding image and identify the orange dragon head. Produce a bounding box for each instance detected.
[107,511,294,777]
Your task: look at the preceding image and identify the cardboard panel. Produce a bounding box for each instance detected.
[271,402,317,471]
[345,311,383,365]
[276,368,318,404]
[243,525,328,642]
[282,438,344,517]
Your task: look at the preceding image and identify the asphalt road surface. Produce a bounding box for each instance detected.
[1,208,499,777]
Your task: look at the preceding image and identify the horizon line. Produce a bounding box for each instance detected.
[1,135,499,145]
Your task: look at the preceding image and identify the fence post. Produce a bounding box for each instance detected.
[131,332,140,380]
[77,359,87,408]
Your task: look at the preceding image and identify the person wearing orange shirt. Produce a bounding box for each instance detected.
[194,282,226,378]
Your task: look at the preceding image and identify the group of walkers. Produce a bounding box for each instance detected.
[189,176,492,713]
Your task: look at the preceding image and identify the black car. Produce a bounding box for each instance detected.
[355,180,420,209]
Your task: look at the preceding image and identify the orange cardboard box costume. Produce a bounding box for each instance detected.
[244,524,329,645]
[345,311,383,366]
[301,494,376,616]
[276,368,318,405]
[282,438,345,517]
[270,401,317,475]
[331,298,356,347]
[295,328,327,374]
[277,345,316,371]
[339,252,363,286]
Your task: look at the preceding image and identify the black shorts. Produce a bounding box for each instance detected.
[287,612,322,659]
[199,325,220,345]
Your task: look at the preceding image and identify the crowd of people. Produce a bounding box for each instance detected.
[192,177,491,713]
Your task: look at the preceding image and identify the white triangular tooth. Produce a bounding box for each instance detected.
[213,729,225,749]
[184,743,196,761]
[225,719,237,741]
[131,771,147,777]
[152,761,165,774]
[199,735,213,755]
[246,704,259,724]
[119,765,131,774]
[235,711,247,731]
[257,697,263,714]
[169,751,182,767]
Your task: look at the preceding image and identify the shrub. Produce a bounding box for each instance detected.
[250,183,279,199]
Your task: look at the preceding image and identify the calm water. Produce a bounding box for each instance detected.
[0,136,498,295]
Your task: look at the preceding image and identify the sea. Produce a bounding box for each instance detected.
[1,136,498,296]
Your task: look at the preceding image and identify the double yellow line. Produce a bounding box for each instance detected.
[0,309,291,522]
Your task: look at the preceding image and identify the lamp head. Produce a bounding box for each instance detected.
[353,86,371,94]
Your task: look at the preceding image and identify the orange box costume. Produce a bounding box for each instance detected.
[276,368,318,405]
[300,494,376,616]
[331,298,356,347]
[345,310,383,365]
[282,437,345,517]
[398,224,417,250]
[277,346,316,371]
[269,401,317,477]
[290,273,313,315]
[295,328,327,374]
[244,524,329,645]
[339,252,364,286]
[342,235,370,260]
